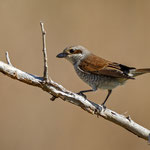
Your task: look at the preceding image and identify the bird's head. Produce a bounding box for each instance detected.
[56,45,91,64]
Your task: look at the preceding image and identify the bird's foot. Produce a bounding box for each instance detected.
[77,92,87,99]
[101,103,106,110]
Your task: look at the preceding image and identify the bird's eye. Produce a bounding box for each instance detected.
[69,49,74,53]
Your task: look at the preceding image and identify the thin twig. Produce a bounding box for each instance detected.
[40,21,49,82]
[5,51,12,66]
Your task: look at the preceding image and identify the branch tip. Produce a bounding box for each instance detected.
[40,22,49,82]
[5,51,12,66]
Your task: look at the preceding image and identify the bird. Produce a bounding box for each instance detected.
[56,45,150,106]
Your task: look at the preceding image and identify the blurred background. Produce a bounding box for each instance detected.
[0,0,150,150]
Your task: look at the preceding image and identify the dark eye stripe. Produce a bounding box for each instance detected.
[70,49,82,54]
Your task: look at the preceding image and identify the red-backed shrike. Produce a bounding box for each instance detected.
[56,45,150,106]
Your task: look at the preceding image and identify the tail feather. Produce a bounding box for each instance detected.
[131,68,150,77]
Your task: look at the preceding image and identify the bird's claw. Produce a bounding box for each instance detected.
[101,104,106,110]
[77,92,87,99]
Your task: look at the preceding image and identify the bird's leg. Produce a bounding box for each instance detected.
[101,89,112,107]
[77,89,95,98]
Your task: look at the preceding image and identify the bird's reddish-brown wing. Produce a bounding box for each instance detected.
[78,54,134,79]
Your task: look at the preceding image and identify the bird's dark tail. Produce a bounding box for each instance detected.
[131,68,150,77]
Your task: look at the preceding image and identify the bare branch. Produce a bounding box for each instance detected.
[0,60,150,141]
[40,21,49,82]
[5,51,12,66]
[0,23,150,142]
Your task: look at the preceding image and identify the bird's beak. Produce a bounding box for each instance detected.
[56,52,68,58]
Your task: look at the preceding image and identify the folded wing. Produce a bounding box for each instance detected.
[78,54,135,79]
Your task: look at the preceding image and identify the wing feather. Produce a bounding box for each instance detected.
[78,54,135,79]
